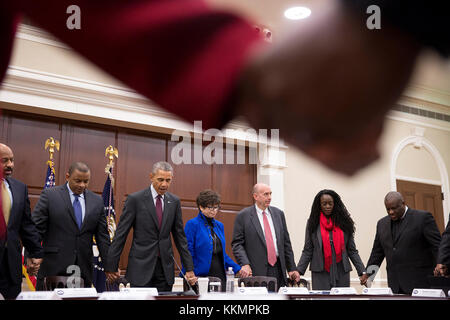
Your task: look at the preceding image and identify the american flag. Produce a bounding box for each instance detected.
[44,161,56,189]
[92,165,117,292]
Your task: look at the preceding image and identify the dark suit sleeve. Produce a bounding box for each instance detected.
[280,210,296,272]
[366,221,385,271]
[346,234,366,276]
[94,197,111,265]
[422,212,442,262]
[231,212,250,266]
[31,189,50,242]
[297,222,313,275]
[19,184,43,258]
[438,220,450,265]
[104,195,136,272]
[171,199,194,271]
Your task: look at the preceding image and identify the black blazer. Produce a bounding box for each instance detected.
[32,184,110,287]
[366,208,442,294]
[104,188,194,286]
[296,219,366,276]
[437,219,450,266]
[231,205,296,277]
[0,178,43,286]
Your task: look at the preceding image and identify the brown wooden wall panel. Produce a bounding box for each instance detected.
[0,109,257,274]
[61,124,117,193]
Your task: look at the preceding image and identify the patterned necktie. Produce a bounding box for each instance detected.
[1,180,11,226]
[73,194,83,230]
[155,194,163,229]
[262,211,277,266]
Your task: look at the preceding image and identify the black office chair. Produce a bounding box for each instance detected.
[238,276,278,292]
[44,276,85,290]
[286,277,311,290]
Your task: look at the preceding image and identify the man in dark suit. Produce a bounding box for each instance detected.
[105,161,197,292]
[232,183,299,291]
[32,162,110,289]
[435,217,450,277]
[361,191,442,294]
[0,143,43,299]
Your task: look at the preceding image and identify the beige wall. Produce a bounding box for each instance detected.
[283,113,450,291]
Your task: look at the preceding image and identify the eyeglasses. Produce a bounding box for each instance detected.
[206,206,220,211]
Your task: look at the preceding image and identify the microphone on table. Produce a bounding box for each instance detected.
[171,254,197,296]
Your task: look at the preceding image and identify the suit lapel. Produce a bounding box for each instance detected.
[58,184,79,228]
[80,190,94,231]
[142,188,159,229]
[394,209,410,245]
[316,226,322,250]
[250,207,266,247]
[269,207,282,251]
[160,193,171,231]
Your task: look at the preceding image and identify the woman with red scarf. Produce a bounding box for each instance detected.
[297,189,366,290]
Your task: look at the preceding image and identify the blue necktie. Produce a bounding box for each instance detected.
[73,194,83,230]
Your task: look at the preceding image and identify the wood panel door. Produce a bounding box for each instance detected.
[397,180,445,233]
[0,109,257,275]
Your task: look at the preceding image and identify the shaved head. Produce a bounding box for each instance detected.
[252,183,272,210]
[384,191,404,203]
[384,191,406,221]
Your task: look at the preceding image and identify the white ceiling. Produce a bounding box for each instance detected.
[207,0,450,106]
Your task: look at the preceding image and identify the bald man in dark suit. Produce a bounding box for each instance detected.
[361,192,442,294]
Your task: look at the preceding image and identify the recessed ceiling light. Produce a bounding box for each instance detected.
[284,7,311,20]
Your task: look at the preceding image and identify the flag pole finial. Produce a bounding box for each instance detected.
[44,137,60,161]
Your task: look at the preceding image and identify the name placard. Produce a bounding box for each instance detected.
[16,291,62,300]
[362,287,393,295]
[278,287,309,295]
[236,287,268,295]
[120,287,159,296]
[98,291,154,300]
[53,288,98,299]
[412,289,445,298]
[330,287,357,295]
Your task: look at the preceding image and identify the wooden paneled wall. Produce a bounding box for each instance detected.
[0,109,256,273]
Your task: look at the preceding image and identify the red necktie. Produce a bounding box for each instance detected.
[156,194,163,229]
[262,211,277,266]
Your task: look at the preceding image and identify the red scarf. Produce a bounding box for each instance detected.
[320,212,345,272]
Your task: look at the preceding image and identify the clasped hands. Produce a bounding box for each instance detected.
[26,258,43,276]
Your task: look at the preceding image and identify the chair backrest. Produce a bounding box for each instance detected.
[105,276,130,292]
[238,276,278,292]
[44,276,85,291]
[286,277,311,290]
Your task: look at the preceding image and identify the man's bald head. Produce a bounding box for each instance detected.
[384,191,406,221]
[0,143,14,177]
[252,183,272,210]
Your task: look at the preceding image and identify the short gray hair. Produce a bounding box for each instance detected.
[152,161,173,174]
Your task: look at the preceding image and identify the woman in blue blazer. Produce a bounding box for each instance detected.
[183,190,241,290]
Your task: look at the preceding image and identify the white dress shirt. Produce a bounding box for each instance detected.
[255,204,279,256]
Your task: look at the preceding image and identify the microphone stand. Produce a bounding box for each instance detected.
[172,255,197,295]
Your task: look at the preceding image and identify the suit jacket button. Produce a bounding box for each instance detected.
[393,247,396,250]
